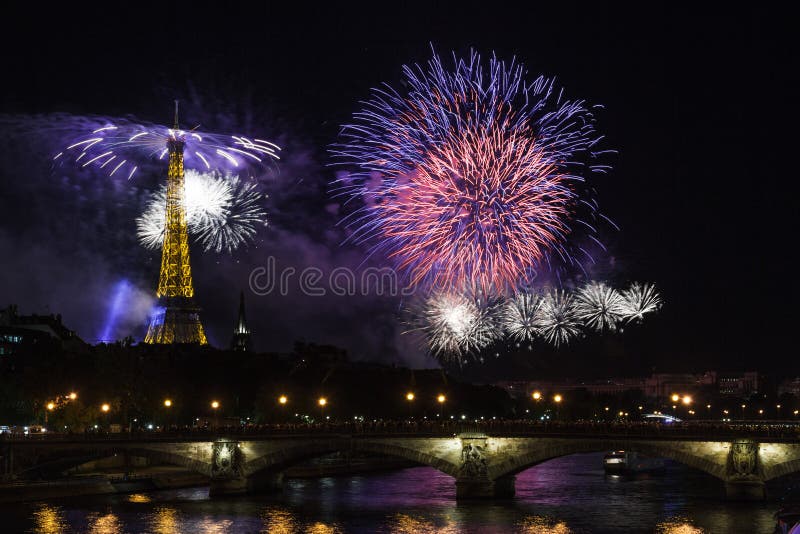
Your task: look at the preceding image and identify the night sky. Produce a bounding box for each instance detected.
[0,3,795,376]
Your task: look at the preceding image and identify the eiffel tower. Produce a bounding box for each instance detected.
[144,102,208,344]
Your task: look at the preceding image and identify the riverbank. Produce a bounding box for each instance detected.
[0,456,418,502]
[0,467,208,503]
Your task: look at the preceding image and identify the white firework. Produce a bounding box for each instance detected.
[422,291,501,358]
[136,170,267,253]
[621,282,662,322]
[573,281,627,332]
[503,292,547,341]
[539,290,582,347]
[196,177,268,254]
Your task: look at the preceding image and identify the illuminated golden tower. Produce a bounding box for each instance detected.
[144,102,208,344]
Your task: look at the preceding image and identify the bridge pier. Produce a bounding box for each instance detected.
[456,475,515,500]
[723,439,765,501]
[208,439,246,497]
[455,433,515,499]
[724,480,765,501]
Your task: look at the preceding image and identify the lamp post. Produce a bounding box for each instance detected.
[163,399,172,431]
[318,397,327,422]
[404,391,415,419]
[553,394,563,420]
[435,394,446,418]
[100,403,111,432]
[211,400,220,430]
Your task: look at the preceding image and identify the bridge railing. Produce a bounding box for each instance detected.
[3,420,800,442]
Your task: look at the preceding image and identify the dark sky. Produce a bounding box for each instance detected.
[0,3,795,376]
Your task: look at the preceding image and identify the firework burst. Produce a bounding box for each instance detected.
[55,116,280,180]
[573,281,628,332]
[417,291,503,360]
[503,292,547,342]
[539,290,583,347]
[334,50,610,294]
[136,170,268,253]
[621,282,662,322]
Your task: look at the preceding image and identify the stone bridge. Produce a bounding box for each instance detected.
[4,432,800,500]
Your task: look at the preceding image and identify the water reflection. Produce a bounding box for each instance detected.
[305,521,343,534]
[86,512,123,534]
[260,506,299,533]
[389,513,459,533]
[197,517,234,533]
[516,516,573,533]
[655,519,705,533]
[9,454,781,533]
[150,506,180,533]
[30,504,67,534]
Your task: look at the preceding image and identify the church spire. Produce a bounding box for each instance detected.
[231,290,252,351]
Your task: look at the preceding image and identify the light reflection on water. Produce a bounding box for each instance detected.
[12,453,779,534]
[31,504,67,534]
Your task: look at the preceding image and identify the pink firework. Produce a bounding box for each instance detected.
[333,50,609,294]
[381,120,571,293]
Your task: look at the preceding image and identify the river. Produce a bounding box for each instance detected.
[2,452,781,533]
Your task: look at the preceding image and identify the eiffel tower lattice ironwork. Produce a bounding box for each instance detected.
[144,101,208,344]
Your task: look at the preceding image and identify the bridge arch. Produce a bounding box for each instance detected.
[242,439,461,479]
[488,439,728,481]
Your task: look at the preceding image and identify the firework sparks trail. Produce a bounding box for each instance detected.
[333,50,612,294]
[57,117,280,181]
[136,170,268,253]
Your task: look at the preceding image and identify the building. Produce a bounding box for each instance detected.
[230,291,252,352]
[496,378,646,399]
[643,372,717,398]
[778,378,800,397]
[0,304,85,355]
[717,371,763,396]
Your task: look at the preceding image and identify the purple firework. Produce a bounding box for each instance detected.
[332,49,613,294]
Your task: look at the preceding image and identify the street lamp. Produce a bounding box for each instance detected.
[278,395,288,405]
[406,392,415,401]
[532,391,542,401]
[47,402,56,411]
[69,392,77,400]
[437,394,446,404]
[682,395,692,406]
[318,397,327,407]
[101,403,110,413]
[553,394,563,403]
[671,393,680,403]
[164,399,172,408]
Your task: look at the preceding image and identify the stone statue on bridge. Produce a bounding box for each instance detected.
[459,443,488,478]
